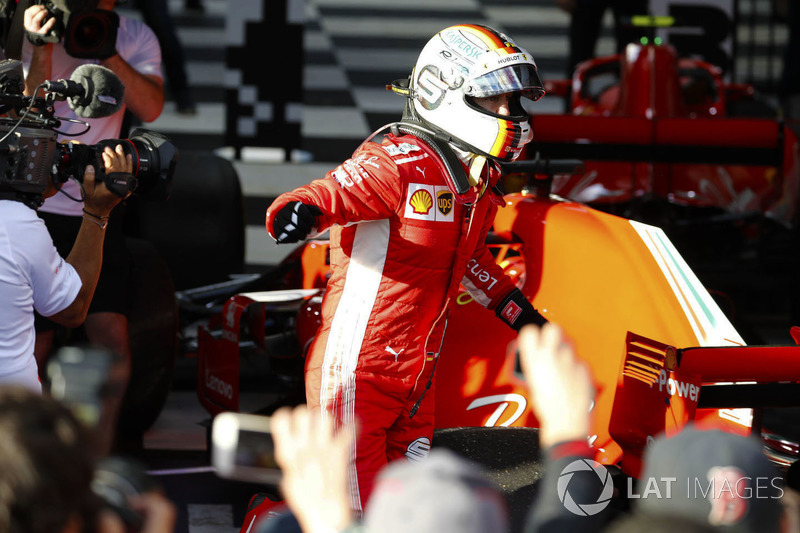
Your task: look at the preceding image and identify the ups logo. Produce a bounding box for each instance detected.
[437,190,453,216]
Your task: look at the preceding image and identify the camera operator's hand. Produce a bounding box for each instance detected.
[23,5,55,96]
[81,166,121,219]
[82,145,132,219]
[102,144,134,175]
[23,4,57,41]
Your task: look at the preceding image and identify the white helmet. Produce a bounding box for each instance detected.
[406,24,544,162]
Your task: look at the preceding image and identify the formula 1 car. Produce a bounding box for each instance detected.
[535,39,798,224]
[184,162,800,531]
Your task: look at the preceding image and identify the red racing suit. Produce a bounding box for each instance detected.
[265,132,518,512]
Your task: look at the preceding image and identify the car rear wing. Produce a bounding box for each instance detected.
[528,114,783,167]
[679,339,800,408]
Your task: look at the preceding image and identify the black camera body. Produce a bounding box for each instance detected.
[0,59,177,209]
[0,118,177,207]
[59,128,178,200]
[33,0,119,59]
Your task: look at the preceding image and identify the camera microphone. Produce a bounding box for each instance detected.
[43,64,125,119]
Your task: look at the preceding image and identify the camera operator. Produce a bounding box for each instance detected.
[0,145,131,392]
[0,384,176,533]
[19,0,164,390]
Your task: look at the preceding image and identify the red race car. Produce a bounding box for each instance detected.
[533,40,798,226]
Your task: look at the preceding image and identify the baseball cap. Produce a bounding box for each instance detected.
[637,426,784,532]
[363,449,508,533]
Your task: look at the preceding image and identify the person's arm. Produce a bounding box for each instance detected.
[462,203,547,329]
[101,53,164,123]
[266,145,402,243]
[22,4,55,96]
[518,323,608,533]
[518,323,592,449]
[47,146,132,326]
[271,405,356,533]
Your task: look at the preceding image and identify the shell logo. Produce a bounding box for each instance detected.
[409,189,433,214]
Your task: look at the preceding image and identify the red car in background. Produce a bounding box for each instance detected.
[531,40,798,225]
[506,39,800,339]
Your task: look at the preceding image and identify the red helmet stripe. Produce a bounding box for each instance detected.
[489,117,512,158]
[450,24,506,50]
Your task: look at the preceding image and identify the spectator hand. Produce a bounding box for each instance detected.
[272,202,323,244]
[96,492,176,533]
[271,405,355,533]
[518,323,594,448]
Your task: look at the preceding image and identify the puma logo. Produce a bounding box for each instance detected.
[385,346,404,362]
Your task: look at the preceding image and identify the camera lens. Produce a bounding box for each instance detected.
[64,10,119,59]
[72,16,107,48]
[95,128,178,200]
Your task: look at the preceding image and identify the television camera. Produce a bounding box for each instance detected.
[29,0,119,59]
[0,59,177,209]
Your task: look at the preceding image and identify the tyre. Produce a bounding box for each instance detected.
[116,238,178,441]
[433,426,543,533]
[122,150,245,291]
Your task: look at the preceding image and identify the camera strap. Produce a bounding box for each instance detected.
[4,0,33,60]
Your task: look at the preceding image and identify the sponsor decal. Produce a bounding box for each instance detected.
[205,369,233,399]
[497,54,523,64]
[384,142,421,157]
[332,156,378,188]
[466,393,527,426]
[355,154,380,169]
[437,190,453,216]
[466,258,499,290]
[501,300,522,324]
[225,303,236,329]
[405,437,431,462]
[441,29,485,60]
[332,167,357,188]
[409,189,433,215]
[385,346,404,362]
[404,184,456,222]
[653,369,700,402]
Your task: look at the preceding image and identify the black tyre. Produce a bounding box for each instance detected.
[123,150,245,291]
[433,426,543,533]
[116,238,178,441]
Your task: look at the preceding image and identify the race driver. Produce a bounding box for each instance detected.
[266,24,547,513]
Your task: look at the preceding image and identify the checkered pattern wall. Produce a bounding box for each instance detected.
[224,0,304,159]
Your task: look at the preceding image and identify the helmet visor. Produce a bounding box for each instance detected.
[470,64,545,101]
